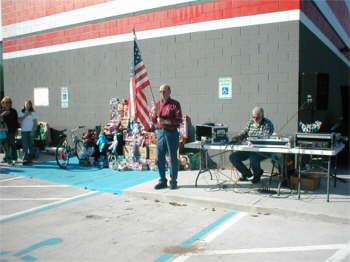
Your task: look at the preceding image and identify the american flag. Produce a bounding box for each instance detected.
[129,38,151,131]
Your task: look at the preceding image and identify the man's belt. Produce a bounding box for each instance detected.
[157,127,178,131]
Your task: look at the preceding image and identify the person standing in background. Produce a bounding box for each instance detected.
[0,96,19,165]
[151,84,182,190]
[18,100,38,165]
[0,105,8,155]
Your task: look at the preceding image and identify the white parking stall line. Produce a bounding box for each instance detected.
[184,244,346,257]
[0,198,68,201]
[202,212,247,243]
[325,241,350,262]
[0,191,99,221]
[0,185,71,188]
[0,177,25,183]
[172,212,246,262]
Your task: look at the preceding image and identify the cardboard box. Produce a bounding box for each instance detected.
[121,119,129,128]
[138,146,149,159]
[149,144,157,161]
[290,173,321,191]
[124,145,149,159]
[123,145,131,159]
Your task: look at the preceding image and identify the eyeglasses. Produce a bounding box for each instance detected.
[159,90,167,93]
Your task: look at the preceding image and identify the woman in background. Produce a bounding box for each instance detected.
[0,105,8,156]
[18,100,38,164]
[0,96,18,165]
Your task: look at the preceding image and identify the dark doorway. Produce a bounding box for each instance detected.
[337,85,349,167]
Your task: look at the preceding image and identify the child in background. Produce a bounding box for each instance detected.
[96,131,108,167]
[18,100,38,165]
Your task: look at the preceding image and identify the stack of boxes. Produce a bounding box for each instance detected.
[103,98,189,171]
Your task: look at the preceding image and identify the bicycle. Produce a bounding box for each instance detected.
[55,126,85,169]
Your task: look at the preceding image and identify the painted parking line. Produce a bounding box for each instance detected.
[154,210,246,262]
[0,198,69,201]
[325,241,350,262]
[0,177,24,183]
[0,191,102,224]
[0,185,71,187]
[201,212,247,243]
[0,238,64,261]
[177,244,346,257]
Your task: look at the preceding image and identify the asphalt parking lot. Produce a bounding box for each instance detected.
[1,171,349,262]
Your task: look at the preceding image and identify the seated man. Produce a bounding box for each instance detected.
[230,106,274,183]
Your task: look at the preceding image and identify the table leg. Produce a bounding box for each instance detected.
[277,154,285,196]
[195,169,209,187]
[195,149,204,187]
[205,149,213,180]
[195,148,213,187]
[334,156,337,188]
[327,156,331,202]
[298,154,301,200]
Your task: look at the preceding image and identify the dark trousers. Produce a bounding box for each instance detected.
[156,128,179,185]
[229,151,270,178]
[21,131,33,161]
[4,132,17,162]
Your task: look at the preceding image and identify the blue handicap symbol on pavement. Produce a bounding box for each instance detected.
[0,238,63,261]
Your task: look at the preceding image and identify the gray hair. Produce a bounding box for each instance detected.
[160,84,171,93]
[252,106,264,118]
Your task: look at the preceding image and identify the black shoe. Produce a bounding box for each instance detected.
[251,170,263,184]
[251,177,261,184]
[239,174,253,181]
[252,175,262,184]
[170,183,178,190]
[154,182,167,190]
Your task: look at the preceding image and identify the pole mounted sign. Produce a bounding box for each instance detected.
[218,77,232,99]
[61,87,69,108]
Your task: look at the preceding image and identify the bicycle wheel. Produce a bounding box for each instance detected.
[75,140,85,160]
[56,139,70,169]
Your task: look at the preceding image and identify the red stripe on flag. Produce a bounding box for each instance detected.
[137,72,148,82]
[135,64,145,74]
[136,96,149,116]
[129,38,152,131]
[137,81,150,90]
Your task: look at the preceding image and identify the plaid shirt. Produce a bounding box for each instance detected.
[239,118,274,140]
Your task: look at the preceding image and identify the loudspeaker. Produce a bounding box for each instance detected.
[195,125,212,141]
[195,125,229,144]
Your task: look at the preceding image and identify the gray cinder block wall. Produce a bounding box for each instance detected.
[4,21,300,139]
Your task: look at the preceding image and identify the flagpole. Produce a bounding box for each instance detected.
[132,28,157,104]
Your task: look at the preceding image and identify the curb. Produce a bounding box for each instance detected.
[124,189,350,225]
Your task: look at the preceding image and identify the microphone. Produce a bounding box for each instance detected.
[276,94,313,135]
